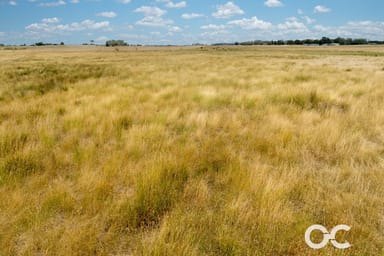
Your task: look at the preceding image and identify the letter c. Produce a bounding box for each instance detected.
[330,225,351,249]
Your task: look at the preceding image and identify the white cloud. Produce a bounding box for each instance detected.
[200,30,229,38]
[0,32,5,37]
[314,5,331,13]
[272,21,384,40]
[201,24,226,30]
[313,25,327,32]
[181,13,203,19]
[212,2,244,19]
[199,30,234,44]
[303,16,315,24]
[41,17,60,23]
[336,21,384,39]
[135,6,166,17]
[70,0,79,3]
[39,0,66,7]
[297,9,303,15]
[134,6,173,27]
[277,19,306,30]
[166,1,186,8]
[264,0,283,8]
[25,19,110,33]
[9,1,17,5]
[228,16,272,30]
[155,0,186,9]
[168,26,182,32]
[97,11,117,18]
[136,17,173,27]
[118,0,131,3]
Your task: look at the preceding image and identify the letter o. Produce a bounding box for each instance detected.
[305,224,329,249]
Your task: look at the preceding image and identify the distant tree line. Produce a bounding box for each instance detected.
[104,40,143,47]
[221,37,384,46]
[34,42,65,46]
[105,40,128,47]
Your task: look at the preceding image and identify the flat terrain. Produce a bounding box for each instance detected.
[0,45,383,255]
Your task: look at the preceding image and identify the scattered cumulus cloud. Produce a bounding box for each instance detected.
[168,26,182,32]
[41,17,60,23]
[314,5,331,13]
[136,16,172,27]
[97,11,117,18]
[303,16,315,24]
[313,21,384,39]
[155,0,186,8]
[201,24,226,30]
[134,6,173,27]
[212,2,244,19]
[181,13,203,19]
[26,19,110,33]
[39,0,66,7]
[166,1,186,8]
[199,29,233,44]
[135,6,166,17]
[228,16,272,30]
[277,17,306,30]
[264,0,283,8]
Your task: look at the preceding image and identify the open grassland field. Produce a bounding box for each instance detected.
[0,45,384,256]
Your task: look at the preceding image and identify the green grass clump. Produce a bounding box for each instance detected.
[0,133,28,157]
[1,154,42,179]
[118,167,189,230]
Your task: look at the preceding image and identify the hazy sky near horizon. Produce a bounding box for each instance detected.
[0,0,383,45]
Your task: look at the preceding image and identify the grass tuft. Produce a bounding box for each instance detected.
[121,167,189,230]
[0,133,28,157]
[1,154,43,179]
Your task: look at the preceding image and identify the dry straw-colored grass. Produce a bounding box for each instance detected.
[0,45,383,255]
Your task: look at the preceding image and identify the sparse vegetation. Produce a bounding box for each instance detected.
[0,46,383,255]
[106,40,128,47]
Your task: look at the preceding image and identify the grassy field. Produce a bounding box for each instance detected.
[0,45,383,255]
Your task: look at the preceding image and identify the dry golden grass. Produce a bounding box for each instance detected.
[0,45,383,255]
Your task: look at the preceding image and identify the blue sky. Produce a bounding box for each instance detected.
[0,0,383,45]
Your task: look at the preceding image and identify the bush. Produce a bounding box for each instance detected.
[106,40,128,47]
